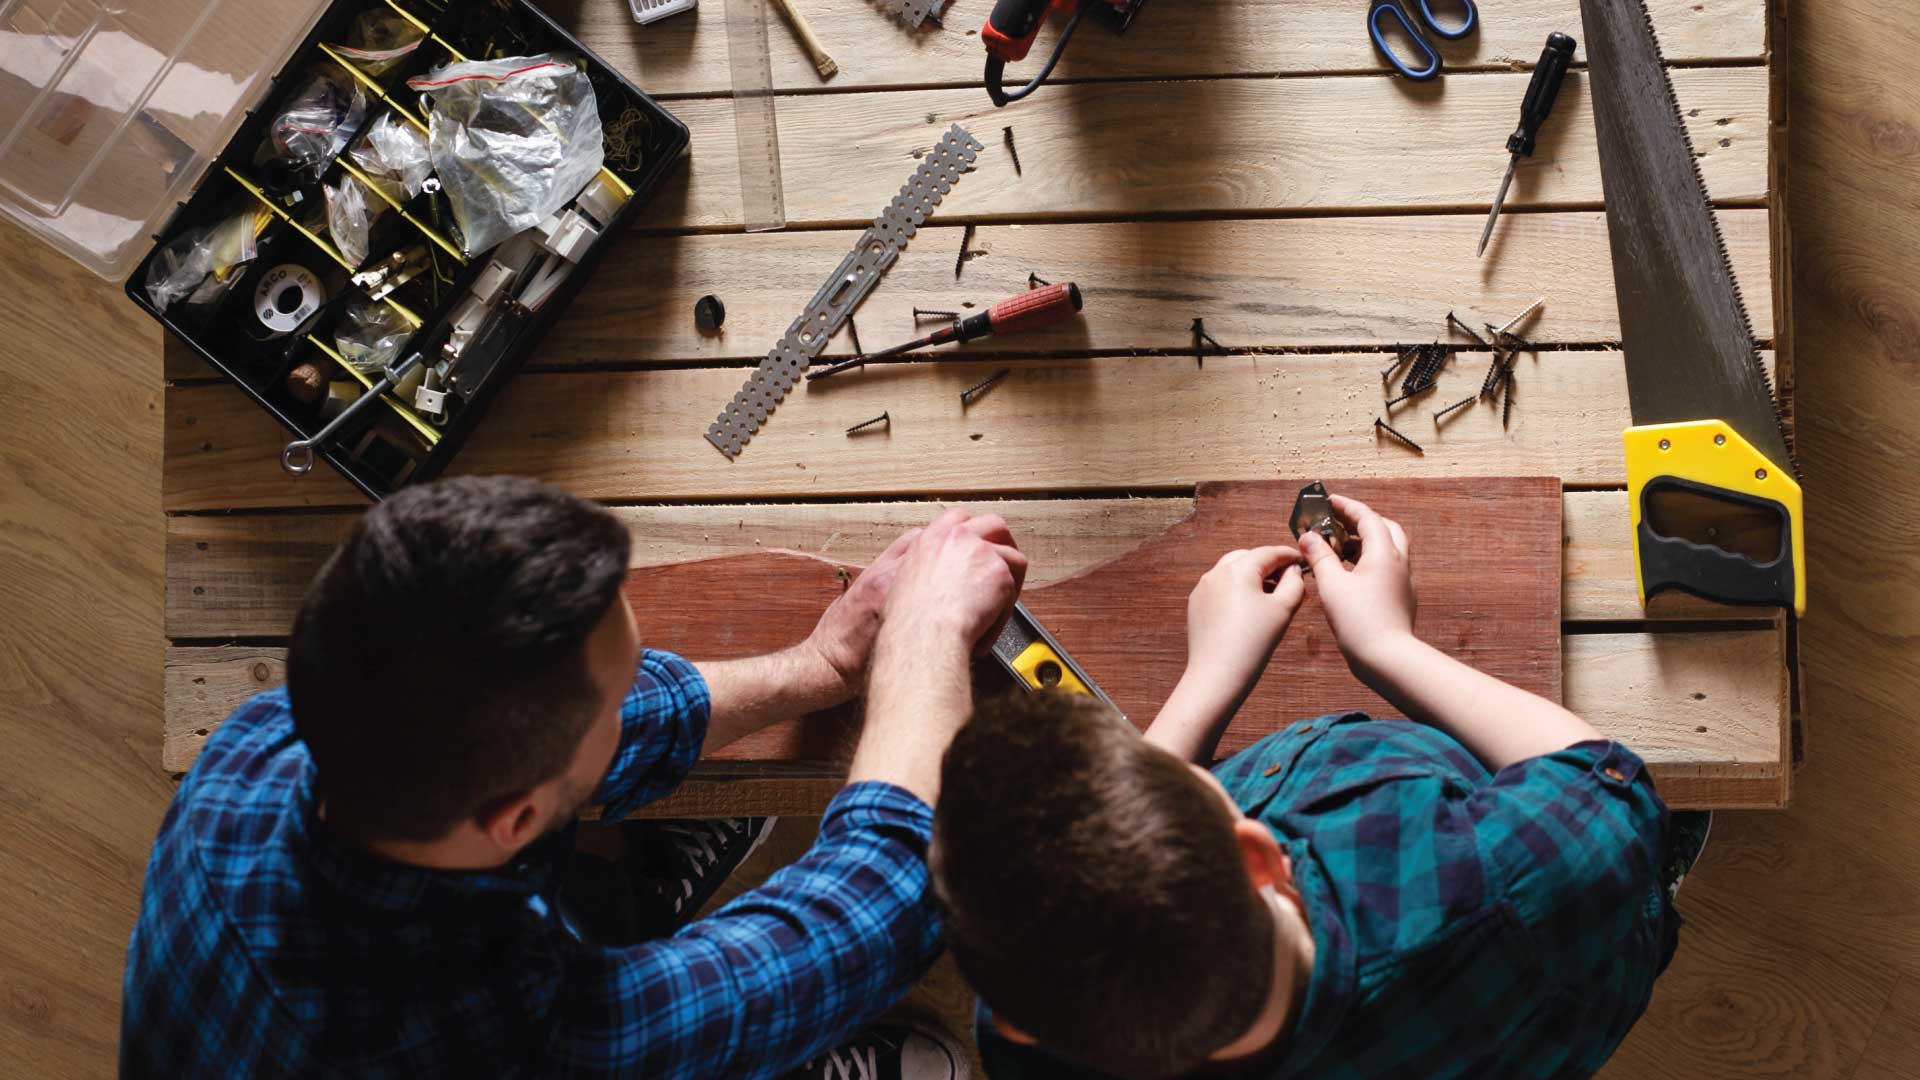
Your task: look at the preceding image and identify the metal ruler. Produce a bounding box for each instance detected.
[724,0,786,232]
[705,123,984,459]
[990,602,1123,717]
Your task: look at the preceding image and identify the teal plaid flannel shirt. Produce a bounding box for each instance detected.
[979,713,1678,1080]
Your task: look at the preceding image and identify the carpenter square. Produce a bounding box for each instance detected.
[990,602,1122,716]
[1583,0,1804,615]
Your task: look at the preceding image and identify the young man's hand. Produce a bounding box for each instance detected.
[803,527,924,697]
[1299,493,1418,682]
[1143,546,1303,763]
[1183,546,1306,702]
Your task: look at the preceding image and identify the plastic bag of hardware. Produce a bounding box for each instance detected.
[350,113,434,200]
[406,55,605,257]
[335,295,415,373]
[332,10,426,75]
[144,208,266,313]
[325,174,385,269]
[259,67,367,183]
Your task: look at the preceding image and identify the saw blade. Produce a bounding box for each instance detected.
[1582,0,1794,473]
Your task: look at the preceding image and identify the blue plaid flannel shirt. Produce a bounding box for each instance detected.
[979,713,1678,1080]
[122,649,941,1078]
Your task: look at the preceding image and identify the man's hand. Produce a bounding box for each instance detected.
[880,507,1028,653]
[849,507,1028,805]
[1299,493,1417,682]
[1143,546,1302,762]
[803,528,923,697]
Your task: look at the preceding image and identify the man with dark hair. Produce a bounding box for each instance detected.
[934,494,1682,1080]
[123,476,1028,1078]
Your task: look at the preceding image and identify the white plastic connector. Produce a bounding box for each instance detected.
[470,261,518,306]
[631,0,696,25]
[536,209,600,263]
[575,174,629,229]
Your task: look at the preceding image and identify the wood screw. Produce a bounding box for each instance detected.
[846,411,890,435]
[961,368,1012,406]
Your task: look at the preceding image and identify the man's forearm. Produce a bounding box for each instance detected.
[846,618,973,805]
[1354,634,1604,772]
[695,642,851,753]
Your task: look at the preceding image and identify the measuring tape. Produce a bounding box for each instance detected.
[705,124,985,459]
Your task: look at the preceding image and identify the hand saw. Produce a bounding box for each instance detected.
[989,602,1123,716]
[1583,0,1805,616]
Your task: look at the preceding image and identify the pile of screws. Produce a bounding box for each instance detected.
[1373,298,1545,454]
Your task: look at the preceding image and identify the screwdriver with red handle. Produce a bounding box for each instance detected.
[806,282,1084,381]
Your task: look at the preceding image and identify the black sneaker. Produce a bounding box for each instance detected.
[780,1024,971,1080]
[622,817,778,937]
[1663,810,1713,902]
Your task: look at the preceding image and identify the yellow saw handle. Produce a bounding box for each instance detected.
[1624,420,1805,616]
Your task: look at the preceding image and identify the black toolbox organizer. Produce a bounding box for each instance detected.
[128,0,687,500]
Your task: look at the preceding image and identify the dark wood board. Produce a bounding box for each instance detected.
[627,478,1563,764]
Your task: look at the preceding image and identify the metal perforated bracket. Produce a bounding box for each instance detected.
[705,124,984,459]
[876,0,939,27]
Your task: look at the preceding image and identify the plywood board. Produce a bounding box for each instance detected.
[163,490,1751,640]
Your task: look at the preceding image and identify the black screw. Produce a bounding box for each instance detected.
[846,411,890,435]
[1434,394,1478,423]
[1502,367,1516,428]
[846,316,862,356]
[1446,311,1489,348]
[1027,272,1050,289]
[1003,126,1022,176]
[913,307,960,321]
[1375,416,1425,454]
[1385,382,1435,410]
[955,223,976,280]
[1479,349,1508,397]
[1382,345,1419,382]
[1192,317,1225,368]
[961,367,1012,406]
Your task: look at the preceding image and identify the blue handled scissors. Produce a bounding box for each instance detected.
[1369,0,1478,81]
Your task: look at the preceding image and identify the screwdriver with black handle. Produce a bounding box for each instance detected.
[1476,32,1577,258]
[807,281,1084,381]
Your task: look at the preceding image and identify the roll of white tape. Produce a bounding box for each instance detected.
[254,264,326,335]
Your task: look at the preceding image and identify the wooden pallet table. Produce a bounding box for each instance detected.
[160,0,1796,811]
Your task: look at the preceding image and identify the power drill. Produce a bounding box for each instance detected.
[981,0,1150,107]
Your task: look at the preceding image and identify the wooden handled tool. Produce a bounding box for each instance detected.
[767,0,838,81]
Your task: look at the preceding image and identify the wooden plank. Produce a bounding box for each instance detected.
[164,349,1775,511]
[566,0,1765,96]
[163,627,1788,808]
[164,490,1750,639]
[165,210,1775,380]
[631,69,1767,230]
[600,479,1562,762]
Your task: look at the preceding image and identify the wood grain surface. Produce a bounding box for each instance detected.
[165,210,1775,379]
[159,490,1754,640]
[163,349,1777,511]
[631,69,1768,229]
[563,0,1764,95]
[636,478,1563,761]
